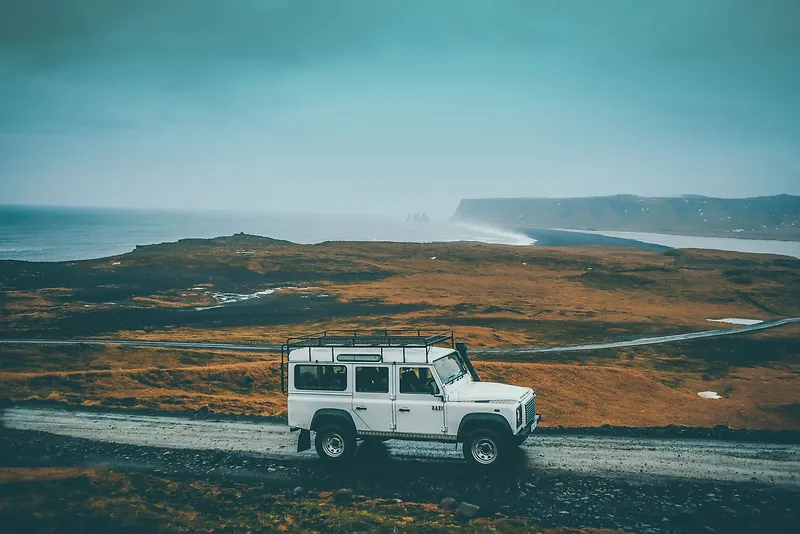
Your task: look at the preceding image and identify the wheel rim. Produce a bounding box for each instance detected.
[322,432,345,457]
[471,437,497,464]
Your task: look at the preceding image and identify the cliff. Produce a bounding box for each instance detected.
[451,195,800,240]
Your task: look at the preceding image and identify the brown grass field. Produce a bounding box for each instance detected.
[1,236,798,430]
[2,329,798,430]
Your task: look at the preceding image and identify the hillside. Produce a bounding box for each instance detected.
[2,234,799,430]
[452,194,800,240]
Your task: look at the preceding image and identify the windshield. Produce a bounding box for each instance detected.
[433,351,467,384]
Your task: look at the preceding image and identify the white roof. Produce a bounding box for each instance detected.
[288,345,455,364]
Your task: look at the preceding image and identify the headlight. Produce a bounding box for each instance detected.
[516,404,523,427]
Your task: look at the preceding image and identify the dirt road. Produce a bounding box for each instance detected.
[2,317,798,355]
[4,407,798,486]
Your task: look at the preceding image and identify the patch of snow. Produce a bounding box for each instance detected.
[430,256,437,260]
[211,288,278,304]
[697,391,722,399]
[522,262,527,265]
[111,261,121,266]
[706,318,764,326]
[196,286,326,309]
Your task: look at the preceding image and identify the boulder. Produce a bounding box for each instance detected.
[456,502,480,519]
[292,486,304,495]
[439,497,458,510]
[334,488,353,502]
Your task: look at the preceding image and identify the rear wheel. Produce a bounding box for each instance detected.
[463,428,506,468]
[315,424,356,462]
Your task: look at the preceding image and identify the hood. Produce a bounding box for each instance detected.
[447,381,532,403]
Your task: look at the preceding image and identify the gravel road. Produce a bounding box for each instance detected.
[2,317,798,355]
[4,407,798,486]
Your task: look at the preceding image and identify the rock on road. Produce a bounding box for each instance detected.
[4,407,798,486]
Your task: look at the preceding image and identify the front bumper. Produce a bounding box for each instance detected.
[514,413,541,444]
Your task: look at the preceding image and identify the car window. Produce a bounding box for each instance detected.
[433,352,466,383]
[355,366,389,393]
[294,365,347,391]
[399,367,438,395]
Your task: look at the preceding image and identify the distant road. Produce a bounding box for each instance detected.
[475,317,800,355]
[1,317,798,355]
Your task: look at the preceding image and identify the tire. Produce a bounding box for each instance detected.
[314,424,356,462]
[463,428,507,468]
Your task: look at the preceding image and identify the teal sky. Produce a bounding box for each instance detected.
[1,1,798,218]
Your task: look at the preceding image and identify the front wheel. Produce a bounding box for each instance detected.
[463,428,507,468]
[315,425,356,462]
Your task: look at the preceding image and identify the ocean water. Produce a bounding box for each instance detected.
[2,205,799,262]
[0,205,534,262]
[573,230,800,259]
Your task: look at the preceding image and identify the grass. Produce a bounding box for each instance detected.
[1,236,798,429]
[0,467,620,533]
[3,237,799,344]
[1,341,798,429]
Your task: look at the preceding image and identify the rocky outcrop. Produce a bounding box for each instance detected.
[451,194,800,240]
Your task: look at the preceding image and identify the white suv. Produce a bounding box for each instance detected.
[282,331,540,467]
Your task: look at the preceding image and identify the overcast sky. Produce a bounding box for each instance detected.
[1,0,798,218]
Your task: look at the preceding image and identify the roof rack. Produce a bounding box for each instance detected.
[284,329,454,350]
[280,330,454,392]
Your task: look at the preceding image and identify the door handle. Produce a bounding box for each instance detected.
[398,407,411,412]
[355,406,367,411]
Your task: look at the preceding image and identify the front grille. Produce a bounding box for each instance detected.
[525,394,536,426]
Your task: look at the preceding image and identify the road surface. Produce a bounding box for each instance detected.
[477,317,800,354]
[1,317,798,355]
[4,407,798,486]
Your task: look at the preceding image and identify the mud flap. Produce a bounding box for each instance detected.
[297,429,311,452]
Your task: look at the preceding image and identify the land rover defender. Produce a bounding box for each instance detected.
[281,330,540,467]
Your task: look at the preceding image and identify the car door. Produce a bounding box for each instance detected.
[351,365,394,433]
[394,365,445,436]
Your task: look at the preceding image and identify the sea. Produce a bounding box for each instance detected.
[0,205,534,262]
[1,205,798,262]
[570,229,800,260]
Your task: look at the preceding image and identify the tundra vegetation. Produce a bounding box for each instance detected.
[2,235,799,532]
[1,234,798,430]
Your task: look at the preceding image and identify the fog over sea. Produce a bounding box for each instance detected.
[0,205,534,262]
[2,205,799,262]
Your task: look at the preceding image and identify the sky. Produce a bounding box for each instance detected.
[1,0,798,218]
